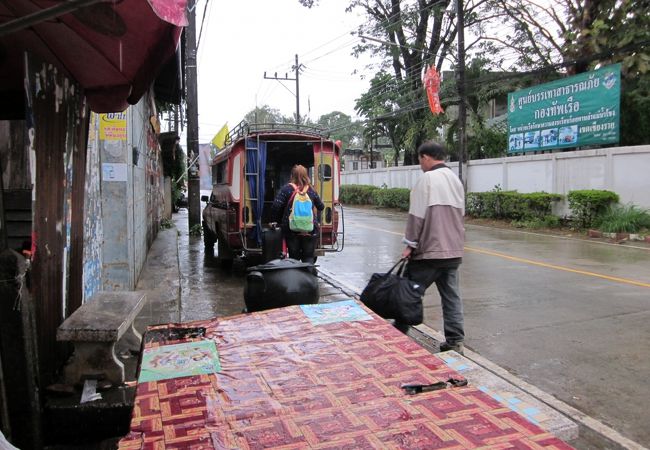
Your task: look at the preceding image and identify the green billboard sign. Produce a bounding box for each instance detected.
[507,64,620,154]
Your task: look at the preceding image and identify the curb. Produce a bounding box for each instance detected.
[588,229,650,243]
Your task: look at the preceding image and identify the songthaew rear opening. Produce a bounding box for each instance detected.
[260,141,316,224]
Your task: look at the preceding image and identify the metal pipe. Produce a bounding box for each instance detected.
[0,0,106,37]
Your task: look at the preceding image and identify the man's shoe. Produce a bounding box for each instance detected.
[439,341,464,355]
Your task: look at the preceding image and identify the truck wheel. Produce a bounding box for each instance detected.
[217,237,234,269]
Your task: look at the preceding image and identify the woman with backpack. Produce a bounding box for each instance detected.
[270,164,325,264]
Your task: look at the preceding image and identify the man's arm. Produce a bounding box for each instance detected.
[402,176,427,258]
[402,213,424,258]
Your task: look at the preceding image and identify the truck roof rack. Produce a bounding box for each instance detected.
[226,120,331,145]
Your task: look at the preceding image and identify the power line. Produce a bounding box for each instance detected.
[196,0,210,50]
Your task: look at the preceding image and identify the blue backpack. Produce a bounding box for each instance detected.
[288,184,314,233]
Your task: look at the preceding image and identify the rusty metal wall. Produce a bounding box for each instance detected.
[26,55,88,383]
[0,121,30,190]
[0,121,31,252]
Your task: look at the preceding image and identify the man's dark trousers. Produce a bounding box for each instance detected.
[405,259,464,344]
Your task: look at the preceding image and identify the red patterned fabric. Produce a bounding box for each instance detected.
[119,303,572,449]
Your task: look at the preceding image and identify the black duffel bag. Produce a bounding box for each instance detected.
[360,258,425,325]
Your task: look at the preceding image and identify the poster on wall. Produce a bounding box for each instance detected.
[99,111,127,141]
[507,64,620,154]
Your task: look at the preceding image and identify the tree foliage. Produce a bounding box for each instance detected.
[243,105,290,124]
[348,0,484,164]
[299,0,650,163]
[481,0,650,146]
[483,0,649,75]
[316,111,364,151]
[355,72,410,165]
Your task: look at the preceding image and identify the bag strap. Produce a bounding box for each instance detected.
[386,258,408,276]
[285,184,299,217]
[289,183,308,194]
[396,258,409,276]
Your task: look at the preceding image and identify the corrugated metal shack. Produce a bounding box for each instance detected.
[0,1,187,448]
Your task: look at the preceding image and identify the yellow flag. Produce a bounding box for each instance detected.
[211,123,229,149]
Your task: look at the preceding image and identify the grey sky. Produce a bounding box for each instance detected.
[194,0,372,143]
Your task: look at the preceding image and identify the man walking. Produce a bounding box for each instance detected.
[401,141,466,353]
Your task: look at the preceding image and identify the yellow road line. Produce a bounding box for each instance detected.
[355,223,402,236]
[353,222,650,288]
[464,246,650,288]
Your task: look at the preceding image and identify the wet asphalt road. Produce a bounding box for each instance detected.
[319,206,650,448]
[173,207,650,447]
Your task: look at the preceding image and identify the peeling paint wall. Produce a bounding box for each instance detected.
[98,89,163,291]
[82,114,103,302]
[129,90,162,285]
[100,109,132,291]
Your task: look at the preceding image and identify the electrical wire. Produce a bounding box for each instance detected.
[196,0,210,50]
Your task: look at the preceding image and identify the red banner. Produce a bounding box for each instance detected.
[424,66,444,115]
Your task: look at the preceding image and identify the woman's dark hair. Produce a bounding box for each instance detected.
[417,141,447,160]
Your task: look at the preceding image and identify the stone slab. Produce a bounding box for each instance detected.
[57,291,146,342]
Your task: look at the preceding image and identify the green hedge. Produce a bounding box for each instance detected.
[567,190,619,229]
[371,188,410,211]
[466,190,562,220]
[340,184,380,204]
[340,184,411,210]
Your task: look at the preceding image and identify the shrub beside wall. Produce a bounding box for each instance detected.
[371,188,410,211]
[342,184,563,219]
[340,185,411,210]
[567,190,619,229]
[341,184,642,233]
[466,189,562,221]
[340,185,380,205]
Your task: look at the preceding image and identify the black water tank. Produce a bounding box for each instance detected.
[244,258,319,312]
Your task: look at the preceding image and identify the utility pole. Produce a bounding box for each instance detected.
[264,54,302,124]
[185,2,201,227]
[456,0,467,186]
[294,54,300,124]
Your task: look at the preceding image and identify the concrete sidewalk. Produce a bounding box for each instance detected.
[132,224,643,450]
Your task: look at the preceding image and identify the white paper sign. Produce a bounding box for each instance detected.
[102,163,127,182]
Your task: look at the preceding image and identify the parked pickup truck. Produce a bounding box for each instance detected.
[201,121,344,266]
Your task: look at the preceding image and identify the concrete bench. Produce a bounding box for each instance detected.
[57,291,146,386]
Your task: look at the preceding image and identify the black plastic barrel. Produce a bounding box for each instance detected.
[244,258,319,312]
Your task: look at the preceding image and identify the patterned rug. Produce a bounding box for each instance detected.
[119,300,572,449]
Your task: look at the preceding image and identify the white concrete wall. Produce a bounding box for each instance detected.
[342,146,650,214]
